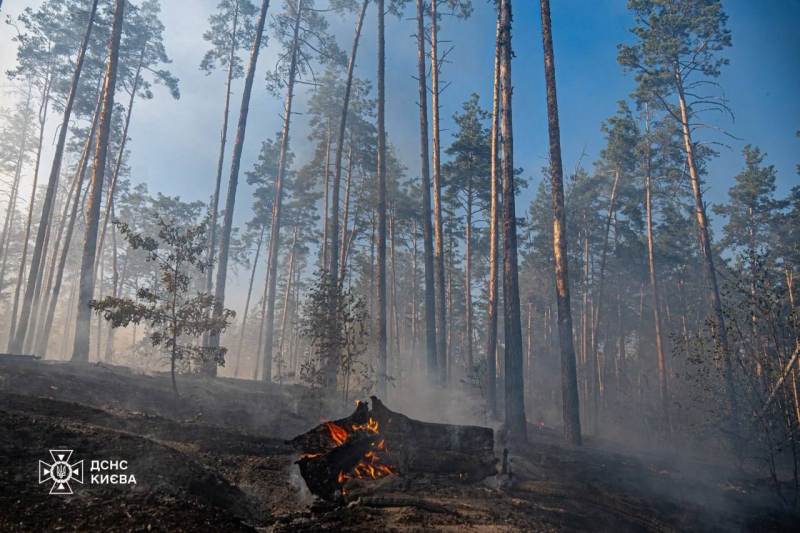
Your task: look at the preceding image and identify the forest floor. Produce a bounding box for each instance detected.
[0,356,797,532]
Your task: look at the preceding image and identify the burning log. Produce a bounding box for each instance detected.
[288,397,498,502]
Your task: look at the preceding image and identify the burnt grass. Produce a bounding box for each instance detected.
[0,357,796,532]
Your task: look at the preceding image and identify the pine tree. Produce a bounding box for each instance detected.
[71,0,125,362]
[540,0,581,445]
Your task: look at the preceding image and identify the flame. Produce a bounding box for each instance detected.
[326,422,350,445]
[539,421,546,429]
[327,417,397,487]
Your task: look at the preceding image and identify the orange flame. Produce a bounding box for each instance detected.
[328,417,397,488]
[326,422,350,445]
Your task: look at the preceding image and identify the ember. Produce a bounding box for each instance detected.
[288,397,498,503]
[326,417,396,482]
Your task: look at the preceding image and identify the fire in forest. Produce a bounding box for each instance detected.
[325,418,397,482]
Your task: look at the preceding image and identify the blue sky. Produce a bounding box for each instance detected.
[1,0,798,306]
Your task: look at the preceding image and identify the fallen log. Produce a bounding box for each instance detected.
[288,397,498,502]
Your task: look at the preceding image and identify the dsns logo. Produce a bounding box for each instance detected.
[39,450,83,495]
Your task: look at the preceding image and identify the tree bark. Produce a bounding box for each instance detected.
[643,107,669,429]
[321,122,331,268]
[465,179,473,372]
[276,224,298,380]
[376,0,388,398]
[0,85,33,297]
[540,0,581,445]
[330,0,369,280]
[70,0,122,363]
[7,69,51,352]
[204,0,241,348]
[207,0,272,373]
[430,0,447,386]
[94,44,145,283]
[260,0,301,382]
[338,143,354,282]
[588,170,620,434]
[674,71,739,434]
[234,223,265,378]
[415,0,437,385]
[485,7,501,420]
[35,93,101,358]
[12,0,98,354]
[498,0,526,443]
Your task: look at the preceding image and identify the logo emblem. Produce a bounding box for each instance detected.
[39,450,83,495]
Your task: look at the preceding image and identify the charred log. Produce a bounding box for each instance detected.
[288,397,498,503]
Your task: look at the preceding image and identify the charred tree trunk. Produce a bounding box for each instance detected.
[498,0,526,443]
[71,0,124,362]
[540,0,581,445]
[289,398,497,503]
[415,0,437,385]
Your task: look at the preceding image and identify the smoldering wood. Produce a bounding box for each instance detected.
[288,397,497,503]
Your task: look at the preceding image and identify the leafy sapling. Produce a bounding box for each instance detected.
[89,215,235,396]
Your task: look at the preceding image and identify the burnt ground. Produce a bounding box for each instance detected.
[0,357,797,532]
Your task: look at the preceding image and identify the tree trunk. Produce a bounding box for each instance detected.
[330,0,369,280]
[27,163,79,353]
[588,170,620,434]
[253,250,271,380]
[675,71,738,433]
[498,0,526,443]
[277,224,298,380]
[204,0,241,348]
[485,8,501,420]
[415,0,437,385]
[7,72,51,352]
[94,45,145,283]
[260,0,301,383]
[321,122,331,268]
[104,204,120,362]
[375,0,388,398]
[465,180,473,372]
[644,107,669,429]
[430,0,447,387]
[35,94,101,358]
[0,85,34,297]
[540,0,581,445]
[207,0,272,372]
[234,223,265,378]
[33,122,87,353]
[338,143,355,282]
[12,0,98,354]
[70,0,124,362]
